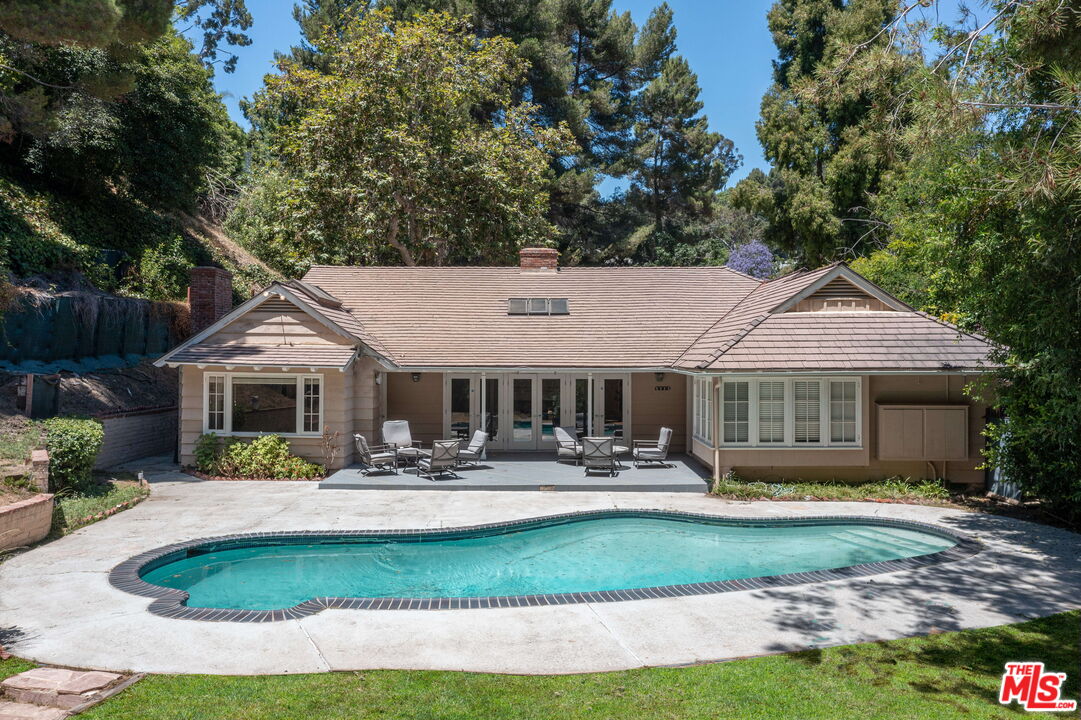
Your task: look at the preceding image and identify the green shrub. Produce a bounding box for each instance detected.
[43,417,104,494]
[193,432,221,473]
[193,433,323,479]
[124,235,196,301]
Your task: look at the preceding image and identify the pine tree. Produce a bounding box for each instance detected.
[732,0,906,265]
[627,55,740,257]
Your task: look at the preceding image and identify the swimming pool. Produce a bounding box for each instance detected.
[112,511,980,621]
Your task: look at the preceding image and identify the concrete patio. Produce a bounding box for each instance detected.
[319,452,711,492]
[1,462,1080,676]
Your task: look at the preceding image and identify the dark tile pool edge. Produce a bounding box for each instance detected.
[108,509,984,623]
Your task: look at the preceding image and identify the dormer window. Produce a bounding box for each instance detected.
[507,298,569,315]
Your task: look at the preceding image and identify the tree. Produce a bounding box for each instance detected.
[727,240,774,278]
[627,55,739,248]
[733,0,915,265]
[836,0,1081,523]
[255,9,573,267]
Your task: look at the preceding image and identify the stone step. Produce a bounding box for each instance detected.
[1,668,121,710]
[0,700,67,720]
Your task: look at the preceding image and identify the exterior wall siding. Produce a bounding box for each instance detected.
[630,373,687,452]
[701,373,988,487]
[178,364,356,471]
[385,371,443,444]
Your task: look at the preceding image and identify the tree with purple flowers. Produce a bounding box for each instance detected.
[726,240,773,278]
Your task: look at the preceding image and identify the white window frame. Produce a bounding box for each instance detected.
[721,379,751,446]
[203,372,324,437]
[718,376,862,448]
[691,376,713,443]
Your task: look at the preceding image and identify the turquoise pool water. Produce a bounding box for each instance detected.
[140,516,956,611]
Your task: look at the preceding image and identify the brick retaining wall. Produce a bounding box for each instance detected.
[95,406,177,470]
[0,493,54,551]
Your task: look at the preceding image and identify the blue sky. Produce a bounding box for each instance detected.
[186,1,974,188]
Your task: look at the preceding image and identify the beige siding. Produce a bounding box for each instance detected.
[179,365,354,470]
[202,305,348,348]
[385,371,443,444]
[630,373,686,451]
[697,373,988,488]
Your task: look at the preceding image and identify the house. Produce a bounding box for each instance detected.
[157,248,996,486]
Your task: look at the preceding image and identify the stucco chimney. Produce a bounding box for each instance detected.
[519,247,559,271]
[188,266,233,334]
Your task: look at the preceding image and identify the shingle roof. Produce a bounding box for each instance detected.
[697,312,994,371]
[301,266,760,368]
[168,344,357,368]
[167,262,996,373]
[673,264,840,369]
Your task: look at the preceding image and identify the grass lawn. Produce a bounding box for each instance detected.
[51,476,149,535]
[711,475,953,503]
[69,611,1078,720]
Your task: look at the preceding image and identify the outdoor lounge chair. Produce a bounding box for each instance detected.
[353,434,398,475]
[382,420,421,464]
[457,430,488,466]
[417,439,460,480]
[554,426,582,465]
[632,427,673,468]
[581,437,617,476]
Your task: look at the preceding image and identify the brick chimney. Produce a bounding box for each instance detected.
[188,266,233,334]
[519,247,559,271]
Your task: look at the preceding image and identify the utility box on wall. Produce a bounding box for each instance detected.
[876,404,969,461]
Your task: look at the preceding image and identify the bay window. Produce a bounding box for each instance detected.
[722,381,749,444]
[204,373,323,436]
[719,377,861,447]
[692,377,713,442]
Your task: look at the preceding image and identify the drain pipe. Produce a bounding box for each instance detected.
[712,376,723,487]
[587,373,594,436]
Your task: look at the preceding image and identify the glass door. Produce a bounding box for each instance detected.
[509,376,536,450]
[539,376,561,448]
[445,375,475,441]
[592,375,630,445]
[482,376,501,450]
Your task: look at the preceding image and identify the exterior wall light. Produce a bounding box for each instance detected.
[411,373,422,383]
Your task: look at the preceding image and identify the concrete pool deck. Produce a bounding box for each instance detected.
[1,464,1080,675]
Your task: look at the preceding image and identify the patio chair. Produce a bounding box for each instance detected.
[382,420,421,464]
[581,437,617,477]
[353,434,398,475]
[417,439,461,480]
[554,426,582,465]
[457,430,488,467]
[632,427,673,468]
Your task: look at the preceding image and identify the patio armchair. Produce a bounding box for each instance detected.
[632,427,673,468]
[581,437,617,477]
[382,420,422,464]
[457,430,488,467]
[353,434,398,475]
[554,426,582,465]
[417,439,461,480]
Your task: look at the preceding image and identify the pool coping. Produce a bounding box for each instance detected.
[108,509,984,623]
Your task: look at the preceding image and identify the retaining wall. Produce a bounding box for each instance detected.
[0,493,54,551]
[95,406,177,470]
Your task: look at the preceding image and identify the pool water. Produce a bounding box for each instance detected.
[140,516,956,611]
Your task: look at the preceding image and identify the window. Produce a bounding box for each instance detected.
[716,377,861,448]
[830,380,858,443]
[207,375,225,431]
[758,381,785,443]
[722,381,749,444]
[692,377,712,441]
[204,374,322,435]
[794,380,821,444]
[507,298,570,315]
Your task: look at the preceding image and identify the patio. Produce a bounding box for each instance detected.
[318,452,712,492]
[3,470,1081,675]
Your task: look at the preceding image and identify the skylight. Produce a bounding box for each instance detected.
[508,298,569,316]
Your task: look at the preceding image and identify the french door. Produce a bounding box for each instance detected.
[443,373,630,451]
